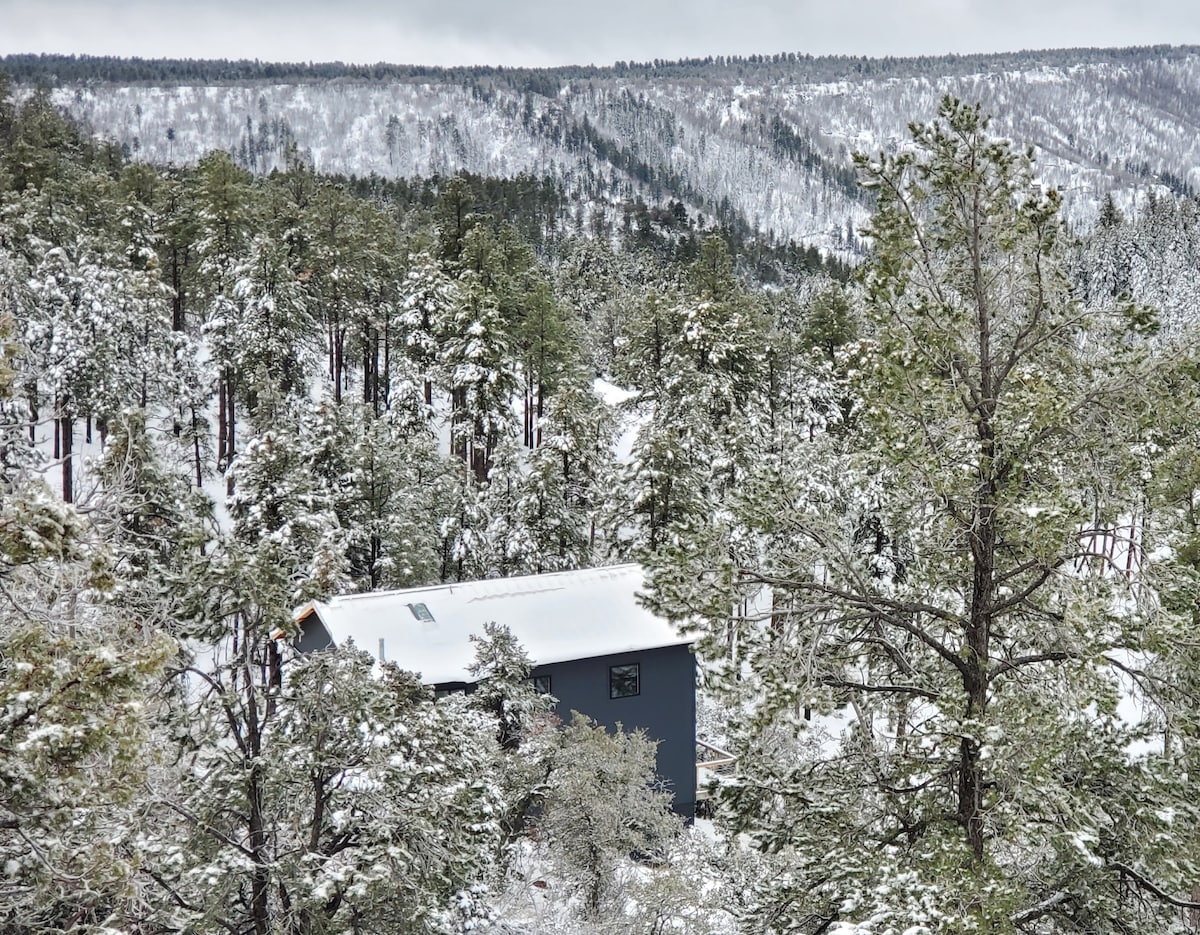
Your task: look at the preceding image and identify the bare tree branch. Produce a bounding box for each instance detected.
[156,798,257,861]
[988,651,1077,681]
[1110,862,1200,910]
[1012,890,1073,927]
[823,677,941,700]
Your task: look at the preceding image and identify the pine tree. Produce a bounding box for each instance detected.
[306,393,449,590]
[143,643,504,935]
[647,98,1200,933]
[23,231,171,500]
[0,620,171,932]
[621,237,767,552]
[0,246,37,482]
[466,622,558,847]
[538,714,681,920]
[93,409,214,627]
[439,265,519,483]
[399,250,457,407]
[0,363,172,933]
[516,375,618,572]
[192,151,257,475]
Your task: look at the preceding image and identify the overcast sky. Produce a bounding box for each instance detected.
[2,0,1199,68]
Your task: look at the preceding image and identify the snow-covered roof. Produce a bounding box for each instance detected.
[297,564,689,685]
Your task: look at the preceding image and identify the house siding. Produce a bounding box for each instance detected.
[294,613,334,654]
[530,643,697,816]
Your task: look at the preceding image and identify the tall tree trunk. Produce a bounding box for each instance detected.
[170,244,185,332]
[60,413,73,504]
[191,406,203,488]
[369,532,381,589]
[333,321,345,404]
[382,316,392,411]
[27,384,36,446]
[226,377,236,496]
[141,322,150,407]
[362,323,374,412]
[471,442,488,484]
[451,388,467,462]
[536,379,545,447]
[524,369,534,448]
[523,385,532,449]
[241,622,271,935]
[248,757,270,935]
[958,207,995,866]
[218,376,228,469]
[266,640,282,720]
[327,316,336,383]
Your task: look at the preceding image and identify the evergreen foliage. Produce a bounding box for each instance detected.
[5,46,1194,90]
[645,95,1200,934]
[3,64,1200,935]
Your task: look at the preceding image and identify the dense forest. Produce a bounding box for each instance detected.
[29,45,1200,262]
[4,45,1195,87]
[4,59,1200,934]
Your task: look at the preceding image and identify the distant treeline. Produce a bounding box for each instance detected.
[3,45,1196,94]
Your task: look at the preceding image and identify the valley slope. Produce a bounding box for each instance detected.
[12,45,1200,252]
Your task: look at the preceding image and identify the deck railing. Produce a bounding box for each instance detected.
[696,739,737,802]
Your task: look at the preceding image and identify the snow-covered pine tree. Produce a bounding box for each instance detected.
[192,151,257,477]
[0,363,173,932]
[141,639,505,935]
[399,249,459,408]
[647,97,1200,934]
[621,237,768,552]
[439,258,519,483]
[537,713,682,921]
[92,409,214,629]
[516,373,618,572]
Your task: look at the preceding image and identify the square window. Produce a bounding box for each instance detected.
[609,663,639,699]
[531,675,552,695]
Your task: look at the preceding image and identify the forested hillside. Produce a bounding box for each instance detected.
[4,52,1200,934]
[13,45,1200,259]
[0,74,848,933]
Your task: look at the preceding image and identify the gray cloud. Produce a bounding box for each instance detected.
[1,0,1198,67]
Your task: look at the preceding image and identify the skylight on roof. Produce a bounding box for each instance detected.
[408,602,434,622]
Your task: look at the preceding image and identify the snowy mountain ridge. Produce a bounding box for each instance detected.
[23,45,1200,253]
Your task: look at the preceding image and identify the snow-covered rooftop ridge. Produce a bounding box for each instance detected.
[301,563,690,685]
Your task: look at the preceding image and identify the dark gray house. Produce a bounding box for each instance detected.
[295,564,697,815]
